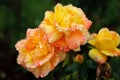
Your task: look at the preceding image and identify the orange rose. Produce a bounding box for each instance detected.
[15,28,66,78]
[40,3,92,52]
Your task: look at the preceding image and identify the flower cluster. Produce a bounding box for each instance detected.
[15,3,91,78]
[15,3,120,78]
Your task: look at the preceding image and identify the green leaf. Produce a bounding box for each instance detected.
[109,57,120,80]
[62,51,74,67]
[65,62,80,73]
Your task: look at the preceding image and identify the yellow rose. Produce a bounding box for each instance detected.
[40,3,92,52]
[88,28,120,64]
[15,28,66,78]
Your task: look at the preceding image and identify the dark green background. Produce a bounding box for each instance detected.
[0,0,120,80]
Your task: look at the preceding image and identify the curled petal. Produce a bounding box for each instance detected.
[54,3,65,24]
[89,49,107,64]
[97,28,120,49]
[40,21,63,43]
[112,48,120,56]
[65,30,86,49]
[15,39,27,53]
[51,37,70,52]
[26,51,66,78]
[83,17,92,30]
[101,50,114,57]
[101,48,120,57]
[33,41,54,66]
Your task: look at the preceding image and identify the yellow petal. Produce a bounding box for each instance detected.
[97,28,110,38]
[64,4,92,30]
[38,51,66,78]
[109,48,120,56]
[98,37,116,49]
[89,28,120,50]
[44,11,54,24]
[40,22,63,43]
[25,53,34,68]
[88,37,99,48]
[97,28,120,49]
[111,31,120,47]
[54,4,71,30]
[33,41,54,66]
[101,50,114,57]
[54,3,65,23]
[59,14,70,29]
[89,49,107,64]
[71,14,84,24]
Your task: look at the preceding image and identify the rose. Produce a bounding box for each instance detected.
[40,3,92,52]
[15,28,66,78]
[88,28,120,64]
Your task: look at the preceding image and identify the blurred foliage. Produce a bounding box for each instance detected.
[0,0,120,80]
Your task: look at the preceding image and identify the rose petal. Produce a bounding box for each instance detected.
[52,37,70,52]
[65,30,86,49]
[89,48,107,64]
